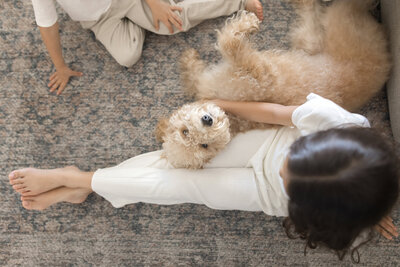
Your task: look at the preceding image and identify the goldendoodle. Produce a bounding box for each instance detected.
[157,0,391,168]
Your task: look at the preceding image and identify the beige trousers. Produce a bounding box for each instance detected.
[81,0,246,67]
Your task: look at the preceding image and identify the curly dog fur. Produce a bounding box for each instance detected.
[158,0,391,168]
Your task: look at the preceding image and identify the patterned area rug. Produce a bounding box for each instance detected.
[1,0,399,265]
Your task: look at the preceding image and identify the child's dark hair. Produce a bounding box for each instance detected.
[283,127,399,262]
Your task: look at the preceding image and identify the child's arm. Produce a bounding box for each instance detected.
[145,0,183,33]
[213,99,298,126]
[39,22,83,95]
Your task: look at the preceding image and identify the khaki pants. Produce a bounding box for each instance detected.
[81,0,246,67]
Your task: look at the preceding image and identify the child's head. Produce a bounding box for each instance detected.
[283,127,399,258]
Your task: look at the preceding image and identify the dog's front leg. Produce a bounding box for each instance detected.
[216,11,260,63]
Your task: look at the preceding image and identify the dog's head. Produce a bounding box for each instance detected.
[156,101,231,169]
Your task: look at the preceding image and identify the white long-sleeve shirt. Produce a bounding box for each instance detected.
[248,93,370,216]
[31,0,111,27]
[92,93,370,217]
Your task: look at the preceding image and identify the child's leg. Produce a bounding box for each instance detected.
[9,166,94,196]
[9,160,262,212]
[9,129,271,210]
[20,187,92,211]
[91,130,269,210]
[125,0,262,35]
[8,129,267,196]
[92,165,262,211]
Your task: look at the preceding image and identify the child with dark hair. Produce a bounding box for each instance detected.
[9,94,399,260]
[283,127,399,261]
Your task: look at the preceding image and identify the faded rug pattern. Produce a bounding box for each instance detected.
[0,0,399,265]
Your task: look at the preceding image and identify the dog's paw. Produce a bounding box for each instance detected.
[225,11,260,35]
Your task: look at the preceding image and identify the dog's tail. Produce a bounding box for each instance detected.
[179,49,205,97]
[322,0,391,109]
[322,0,386,61]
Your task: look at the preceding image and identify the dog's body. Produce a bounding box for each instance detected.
[158,0,391,168]
[181,0,390,110]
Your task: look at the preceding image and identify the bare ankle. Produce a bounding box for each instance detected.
[61,167,94,189]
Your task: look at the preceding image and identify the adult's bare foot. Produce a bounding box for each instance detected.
[245,0,264,21]
[21,187,92,211]
[9,166,91,196]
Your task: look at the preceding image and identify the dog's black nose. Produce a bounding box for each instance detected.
[201,115,213,126]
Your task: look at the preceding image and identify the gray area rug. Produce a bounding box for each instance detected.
[1,0,399,265]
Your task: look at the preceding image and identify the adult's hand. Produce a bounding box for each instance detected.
[146,0,183,33]
[48,66,83,95]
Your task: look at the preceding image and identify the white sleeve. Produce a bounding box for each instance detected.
[31,0,58,27]
[291,93,370,135]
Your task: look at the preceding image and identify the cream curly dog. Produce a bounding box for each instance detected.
[157,0,391,169]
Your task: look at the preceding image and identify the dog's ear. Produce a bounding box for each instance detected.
[155,118,168,142]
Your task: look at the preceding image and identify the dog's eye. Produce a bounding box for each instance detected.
[182,129,189,136]
[201,144,208,149]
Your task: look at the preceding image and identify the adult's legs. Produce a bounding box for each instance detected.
[80,0,263,67]
[80,0,146,67]
[125,0,263,35]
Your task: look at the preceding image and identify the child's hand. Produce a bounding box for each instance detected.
[146,0,183,33]
[48,66,83,95]
[374,216,398,240]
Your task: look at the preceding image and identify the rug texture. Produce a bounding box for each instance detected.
[0,0,399,266]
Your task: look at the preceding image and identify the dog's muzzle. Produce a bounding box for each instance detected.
[201,115,213,126]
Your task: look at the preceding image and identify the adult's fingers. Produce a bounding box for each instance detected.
[48,77,58,88]
[49,73,57,81]
[71,71,83,77]
[153,18,160,31]
[163,19,173,33]
[57,82,67,95]
[170,8,182,24]
[170,12,183,30]
[170,5,182,12]
[50,81,61,92]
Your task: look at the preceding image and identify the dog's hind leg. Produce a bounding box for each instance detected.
[289,0,324,55]
[179,49,206,96]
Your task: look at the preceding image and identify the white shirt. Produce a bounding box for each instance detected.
[249,93,370,216]
[31,0,112,27]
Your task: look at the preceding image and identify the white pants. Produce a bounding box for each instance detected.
[92,130,270,211]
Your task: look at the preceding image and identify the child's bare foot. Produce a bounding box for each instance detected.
[9,166,89,196]
[20,187,92,211]
[245,0,264,21]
